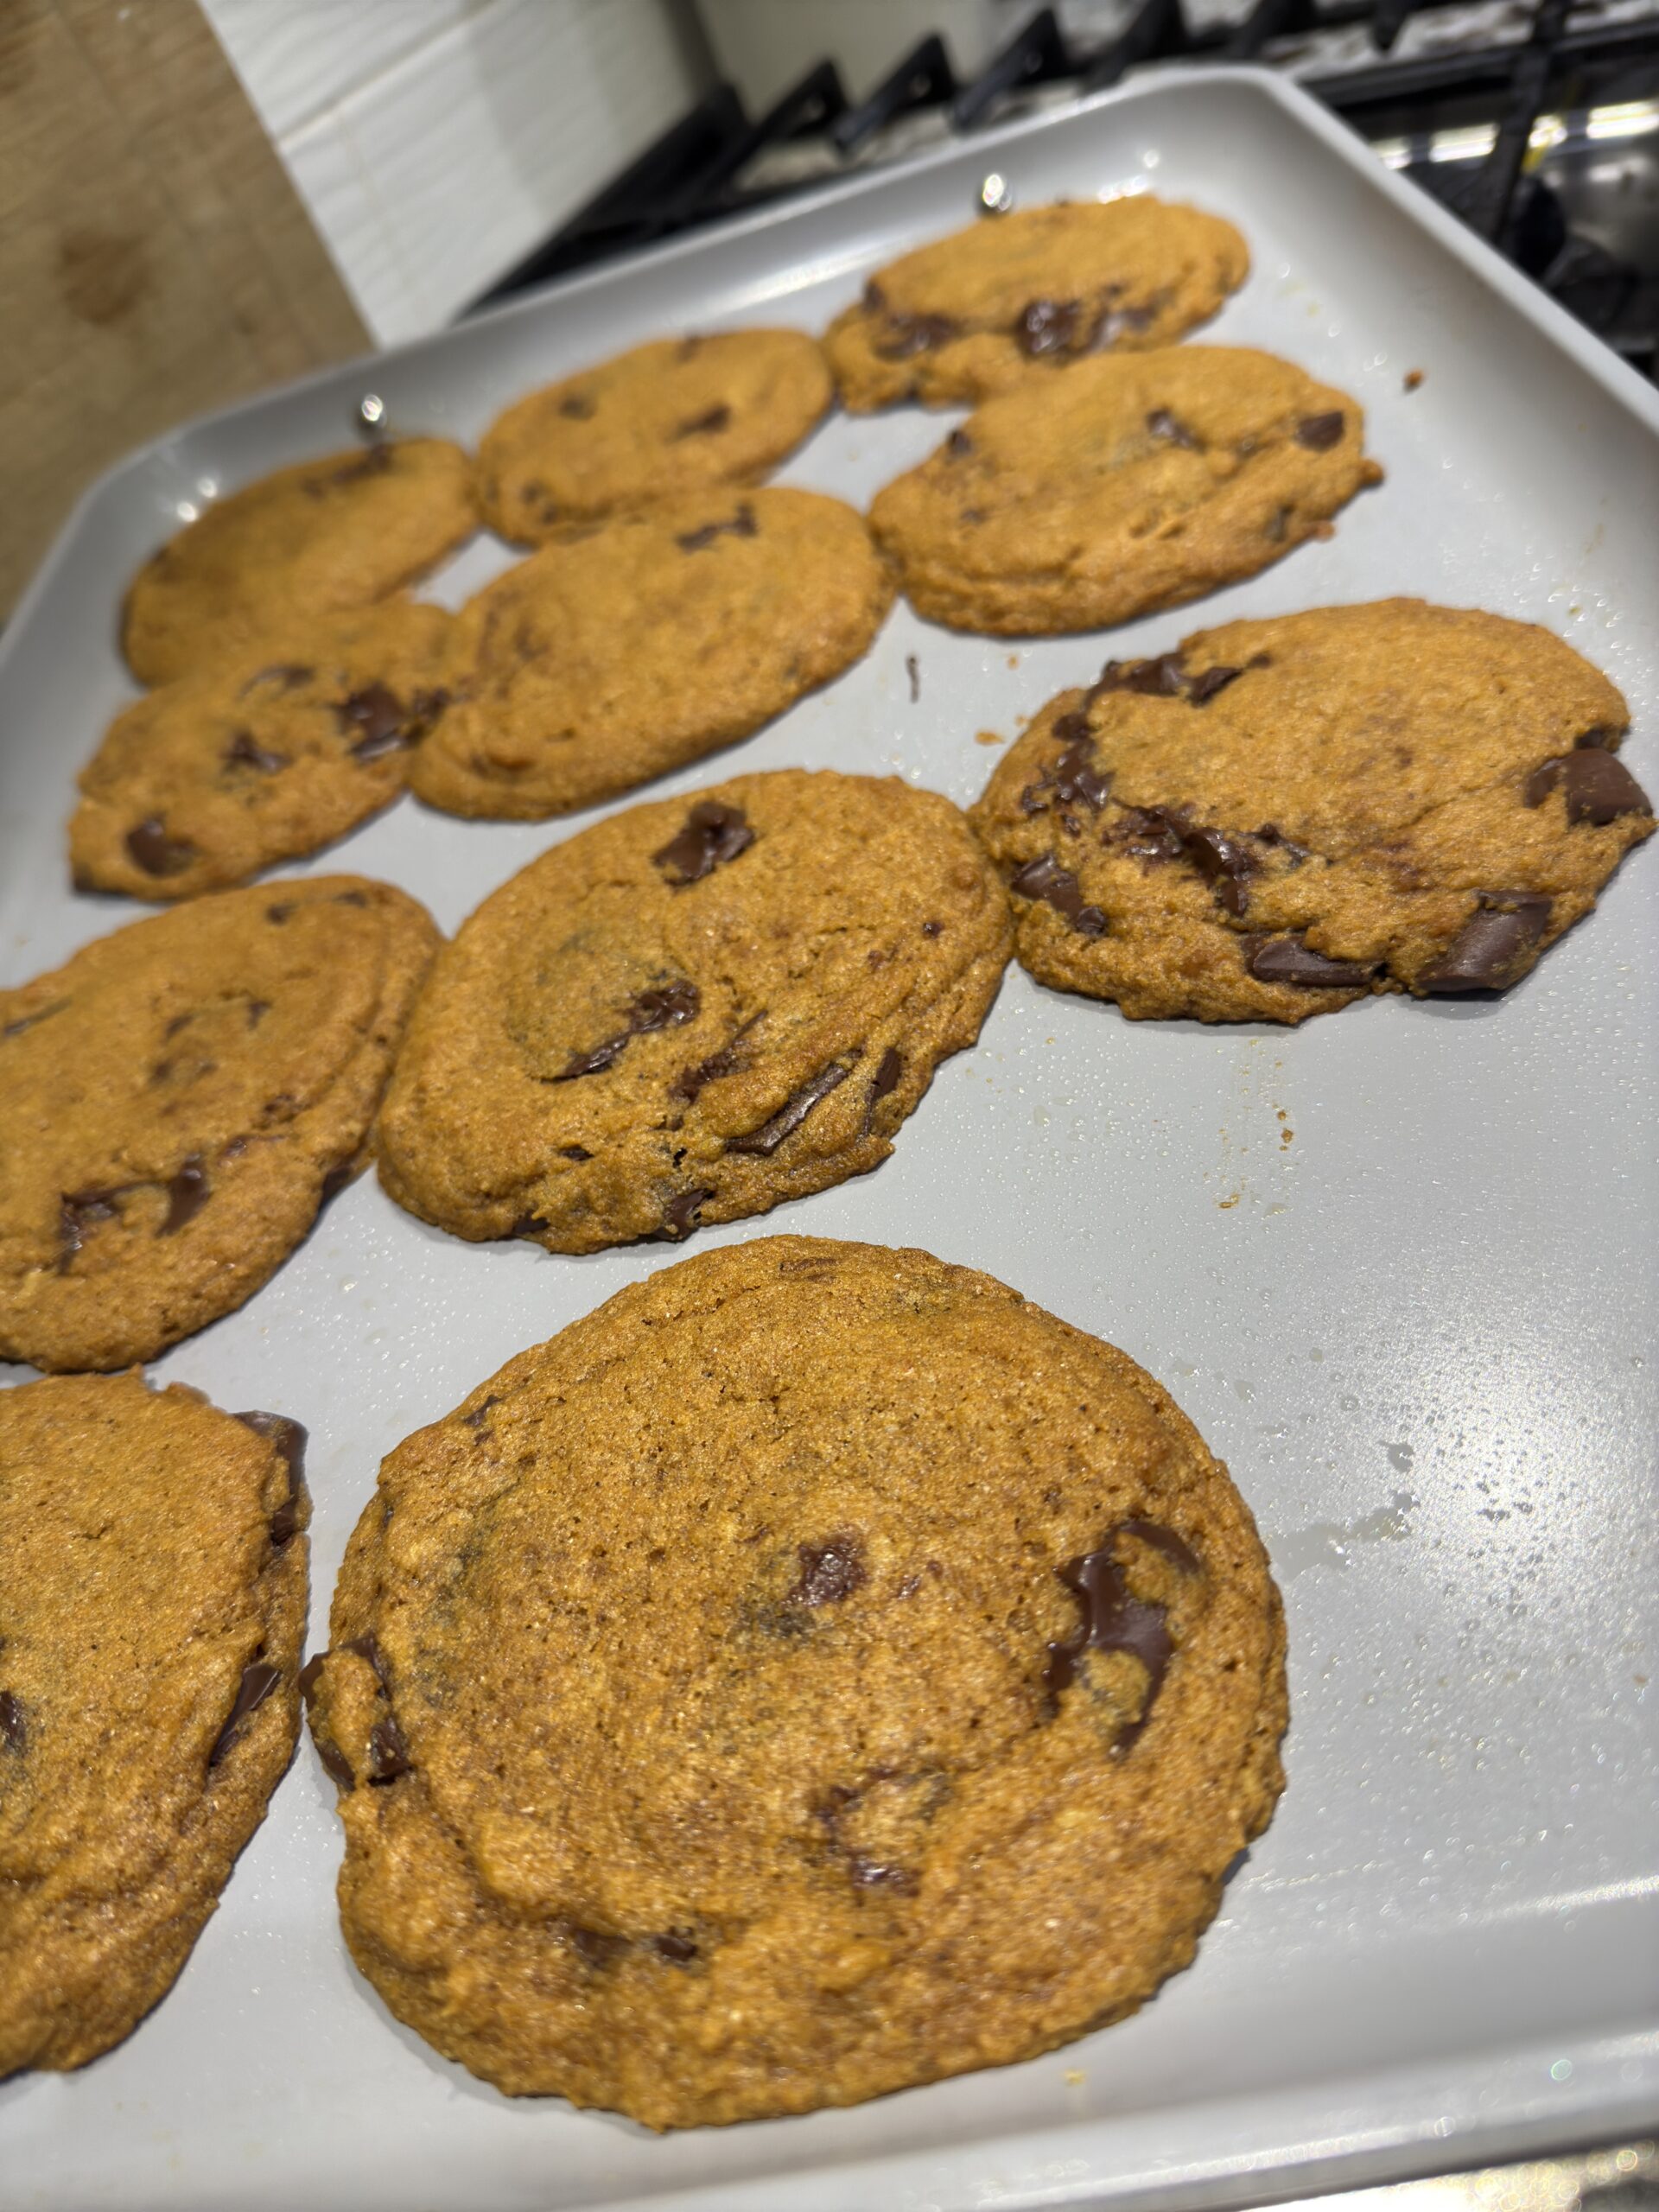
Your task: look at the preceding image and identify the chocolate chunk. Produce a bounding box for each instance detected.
[1525,746,1649,825]
[727,1061,850,1155]
[1016,298,1081,358]
[674,502,758,552]
[224,730,289,773]
[334,683,411,760]
[239,663,314,696]
[1253,820,1306,864]
[1117,1519,1202,1575]
[509,1211,549,1238]
[1045,1530,1175,1750]
[1093,652,1187,700]
[208,1659,281,1767]
[869,1048,902,1103]
[920,919,943,937]
[872,311,959,360]
[1010,855,1107,938]
[662,1186,713,1238]
[1247,935,1374,988]
[1186,664,1243,704]
[672,404,730,439]
[1295,411,1345,450]
[266,901,294,923]
[1147,408,1199,448]
[236,1411,309,1543]
[555,979,701,1081]
[653,799,755,885]
[565,1923,626,1970]
[651,1930,699,1963]
[1419,891,1551,993]
[558,393,595,419]
[343,1631,391,1689]
[59,1185,123,1268]
[560,1144,592,1161]
[315,1733,354,1791]
[461,1394,502,1433]
[160,1156,209,1234]
[906,652,920,703]
[366,1713,412,1783]
[126,818,196,877]
[945,428,973,456]
[0,1692,25,1753]
[791,1533,867,1605]
[319,1158,356,1204]
[298,1653,327,1700]
[671,1014,760,1103]
[1181,824,1256,914]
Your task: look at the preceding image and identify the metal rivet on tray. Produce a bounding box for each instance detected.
[979,172,1014,214]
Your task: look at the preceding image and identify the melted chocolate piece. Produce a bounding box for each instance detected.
[1147,408,1199,448]
[872,310,959,360]
[791,1534,867,1605]
[727,1061,849,1155]
[0,1692,24,1752]
[239,663,314,696]
[945,428,973,456]
[558,393,595,419]
[461,1393,502,1433]
[343,1632,391,1688]
[366,1713,412,1783]
[675,502,758,552]
[653,799,755,885]
[224,730,289,773]
[1295,411,1345,450]
[1010,855,1107,937]
[334,683,412,760]
[671,1014,761,1103]
[651,1930,698,1963]
[566,1923,626,1969]
[236,1411,309,1544]
[869,1048,903,1103]
[555,980,701,1082]
[208,1660,281,1767]
[1094,652,1187,700]
[1016,298,1081,358]
[1187,664,1243,703]
[1021,726,1115,818]
[59,1185,123,1267]
[161,1157,209,1234]
[672,404,730,439]
[1525,746,1649,824]
[318,1158,356,1204]
[509,1210,550,1238]
[126,818,196,876]
[1419,891,1551,993]
[1113,805,1256,912]
[662,1186,713,1238]
[298,1653,327,1700]
[315,1734,354,1791]
[1117,1519,1202,1575]
[1247,935,1374,988]
[1045,1529,1179,1749]
[560,1143,592,1161]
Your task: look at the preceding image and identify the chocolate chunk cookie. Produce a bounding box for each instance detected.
[0,876,438,1371]
[476,329,832,543]
[407,490,893,819]
[0,1372,308,2075]
[303,1235,1286,2125]
[869,346,1380,634]
[376,771,1010,1250]
[121,441,476,686]
[969,600,1651,1022]
[824,197,1249,413]
[71,603,454,899]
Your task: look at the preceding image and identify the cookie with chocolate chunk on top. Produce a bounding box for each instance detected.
[0,1372,308,2076]
[476,329,832,543]
[376,770,1010,1252]
[0,875,438,1371]
[825,197,1249,412]
[121,441,476,687]
[869,345,1379,635]
[71,602,454,899]
[408,488,893,820]
[303,1234,1285,2124]
[969,599,1650,1023]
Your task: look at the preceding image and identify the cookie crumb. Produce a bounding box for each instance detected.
[1403,368,1425,391]
[976,729,1006,747]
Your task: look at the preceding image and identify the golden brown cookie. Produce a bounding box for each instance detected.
[407,490,893,820]
[0,876,438,1371]
[969,600,1652,1023]
[377,770,1010,1250]
[0,1373,308,2076]
[303,1234,1287,2126]
[71,604,454,900]
[825,197,1249,412]
[476,329,832,543]
[121,441,476,686]
[869,346,1380,634]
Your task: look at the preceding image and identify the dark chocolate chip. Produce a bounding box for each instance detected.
[671,1015,759,1103]
[1147,408,1199,448]
[662,1186,713,1238]
[1010,855,1107,938]
[461,1393,502,1432]
[126,818,197,876]
[160,1156,209,1234]
[555,979,701,1082]
[920,918,943,937]
[872,310,959,360]
[1419,891,1551,994]
[791,1533,867,1606]
[208,1660,281,1767]
[334,889,370,906]
[566,1923,626,1969]
[653,799,755,885]
[869,1048,902,1103]
[266,901,294,923]
[366,1713,412,1783]
[509,1211,549,1238]
[1525,746,1649,825]
[1117,1519,1202,1575]
[560,1143,592,1161]
[674,502,758,552]
[651,1930,698,1963]
[1247,935,1375,988]
[672,404,730,439]
[0,1692,25,1753]
[58,1185,123,1268]
[945,428,973,456]
[236,1411,309,1543]
[1093,653,1187,700]
[1181,824,1256,914]
[334,683,412,760]
[315,1734,355,1791]
[1016,298,1081,358]
[906,652,920,703]
[727,1060,850,1155]
[1187,664,1243,704]
[298,1653,327,1700]
[224,730,289,773]
[558,393,595,420]
[344,1632,391,1689]
[319,1158,356,1204]
[1045,1529,1176,1750]
[1295,411,1345,451]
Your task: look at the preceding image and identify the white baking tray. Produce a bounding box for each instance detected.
[1,66,1655,2212]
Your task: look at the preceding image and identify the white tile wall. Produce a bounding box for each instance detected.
[202,0,712,345]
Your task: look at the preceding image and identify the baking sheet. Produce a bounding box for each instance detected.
[1,66,1655,2212]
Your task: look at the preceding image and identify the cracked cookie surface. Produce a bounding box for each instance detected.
[476,329,832,543]
[303,1233,1286,2125]
[824,198,1249,412]
[0,1372,308,2075]
[969,600,1651,1022]
[376,770,1010,1251]
[869,346,1379,635]
[407,489,893,819]
[0,876,439,1370]
[121,441,476,686]
[72,603,454,899]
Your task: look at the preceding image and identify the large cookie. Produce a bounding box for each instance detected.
[0,876,438,1371]
[377,770,1010,1250]
[825,197,1249,412]
[303,1235,1287,2125]
[476,329,832,543]
[869,346,1379,634]
[121,441,476,686]
[407,490,893,819]
[969,600,1652,1023]
[71,603,454,900]
[0,1372,308,2075]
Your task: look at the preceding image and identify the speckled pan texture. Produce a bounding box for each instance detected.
[1,68,1654,2212]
